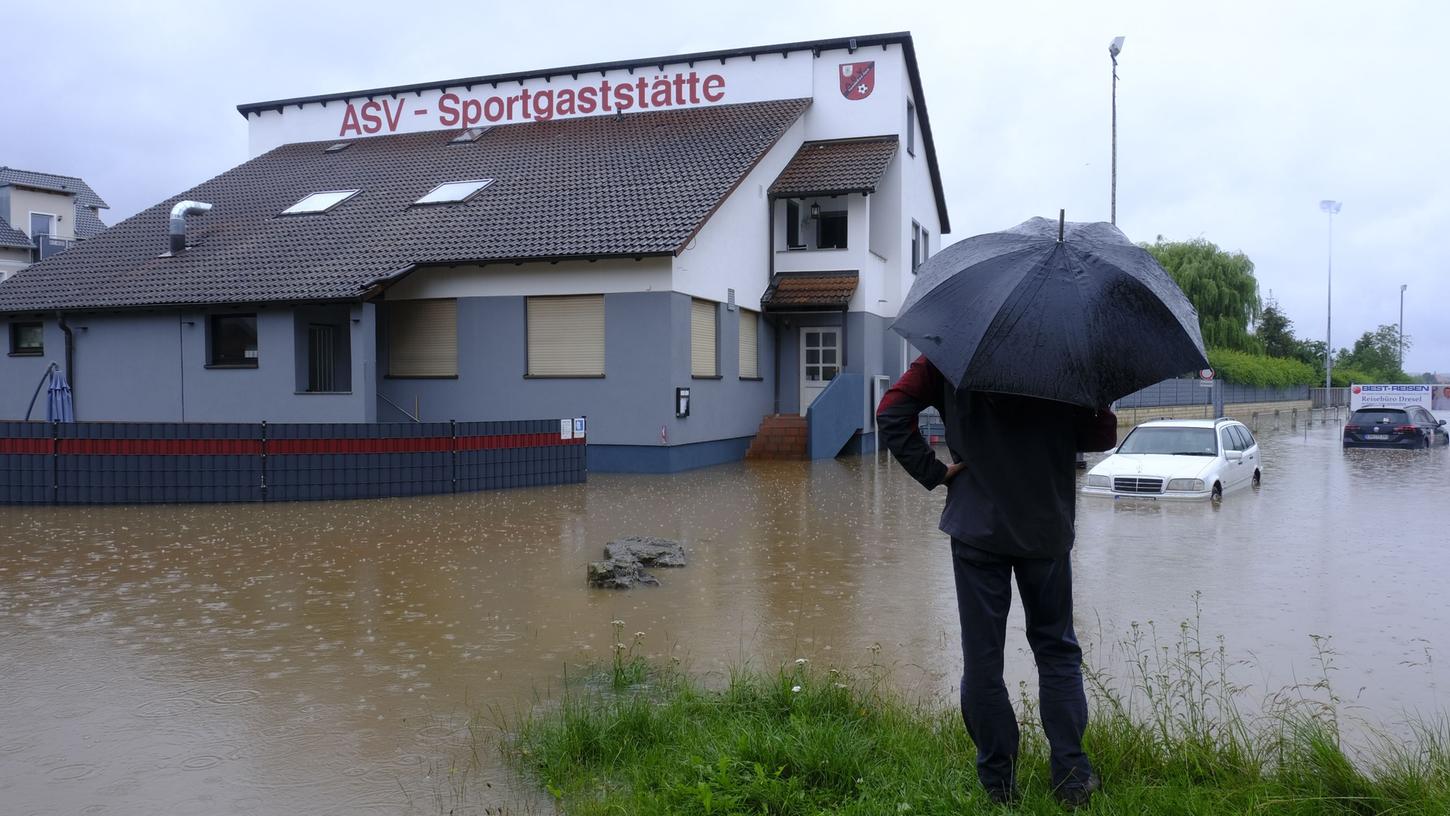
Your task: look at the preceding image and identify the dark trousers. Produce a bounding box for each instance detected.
[950,539,1092,791]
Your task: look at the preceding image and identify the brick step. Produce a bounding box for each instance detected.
[758,417,806,427]
[746,413,809,460]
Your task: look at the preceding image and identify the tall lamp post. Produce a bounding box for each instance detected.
[1399,283,1408,371]
[1109,36,1125,225]
[1319,199,1341,390]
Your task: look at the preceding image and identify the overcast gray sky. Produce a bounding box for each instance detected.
[7,0,1446,372]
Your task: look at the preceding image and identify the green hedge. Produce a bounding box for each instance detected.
[1206,348,1319,388]
[1329,367,1380,388]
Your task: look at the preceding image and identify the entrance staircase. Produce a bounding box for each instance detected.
[745,414,808,460]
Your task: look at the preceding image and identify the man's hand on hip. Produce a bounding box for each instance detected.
[941,462,967,484]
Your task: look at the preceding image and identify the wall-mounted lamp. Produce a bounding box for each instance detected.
[809,202,821,221]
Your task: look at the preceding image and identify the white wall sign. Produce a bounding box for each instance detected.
[1349,383,1433,411]
[246,56,816,155]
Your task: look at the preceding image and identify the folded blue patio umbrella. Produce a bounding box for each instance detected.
[47,366,74,422]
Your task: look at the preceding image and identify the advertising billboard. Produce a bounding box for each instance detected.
[1349,383,1438,411]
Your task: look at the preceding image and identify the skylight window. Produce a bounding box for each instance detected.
[281,189,361,215]
[450,127,491,143]
[413,179,493,205]
[324,142,352,153]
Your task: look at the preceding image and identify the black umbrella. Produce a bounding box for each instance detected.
[891,215,1208,408]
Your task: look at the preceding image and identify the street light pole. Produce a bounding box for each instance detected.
[1109,36,1125,225]
[1319,200,1341,390]
[1400,283,1407,371]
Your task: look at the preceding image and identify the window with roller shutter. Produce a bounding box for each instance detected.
[387,299,457,377]
[691,299,718,377]
[738,309,759,379]
[527,295,605,376]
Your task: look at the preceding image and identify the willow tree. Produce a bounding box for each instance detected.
[1143,237,1262,352]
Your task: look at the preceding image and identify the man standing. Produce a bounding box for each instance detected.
[877,354,1117,808]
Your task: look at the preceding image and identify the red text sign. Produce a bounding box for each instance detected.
[338,71,728,137]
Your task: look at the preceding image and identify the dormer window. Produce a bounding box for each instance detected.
[281,190,360,215]
[413,179,493,205]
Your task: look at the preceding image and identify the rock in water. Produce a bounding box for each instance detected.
[604,536,687,567]
[587,559,659,589]
[587,537,685,588]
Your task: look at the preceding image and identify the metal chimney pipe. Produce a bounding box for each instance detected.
[168,201,213,255]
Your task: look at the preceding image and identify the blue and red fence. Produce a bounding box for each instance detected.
[0,419,586,505]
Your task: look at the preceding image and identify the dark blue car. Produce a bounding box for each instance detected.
[1343,406,1448,449]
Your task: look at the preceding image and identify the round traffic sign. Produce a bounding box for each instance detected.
[1198,368,1215,381]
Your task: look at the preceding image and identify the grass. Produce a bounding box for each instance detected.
[493,609,1449,815]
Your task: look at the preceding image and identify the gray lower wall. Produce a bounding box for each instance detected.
[771,310,902,420]
[2,320,63,420]
[3,296,914,471]
[375,291,778,452]
[1,306,374,422]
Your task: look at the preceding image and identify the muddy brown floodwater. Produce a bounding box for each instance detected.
[2,414,1447,814]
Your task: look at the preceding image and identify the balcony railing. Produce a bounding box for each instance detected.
[36,236,79,260]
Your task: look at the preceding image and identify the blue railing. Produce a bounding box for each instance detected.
[806,372,864,459]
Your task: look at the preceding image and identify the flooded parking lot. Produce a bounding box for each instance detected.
[2,413,1447,814]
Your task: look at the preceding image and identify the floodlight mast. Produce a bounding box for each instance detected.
[1319,199,1342,390]
[1109,37,1125,224]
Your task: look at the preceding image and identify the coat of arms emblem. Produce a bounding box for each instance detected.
[839,62,875,100]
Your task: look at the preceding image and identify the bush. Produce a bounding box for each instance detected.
[1206,348,1318,388]
[1329,367,1378,388]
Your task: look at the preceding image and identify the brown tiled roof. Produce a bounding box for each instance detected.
[0,99,808,313]
[760,271,858,311]
[768,137,898,198]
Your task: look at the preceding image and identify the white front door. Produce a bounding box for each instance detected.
[799,327,840,415]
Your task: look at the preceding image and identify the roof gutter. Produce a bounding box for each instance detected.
[897,36,951,233]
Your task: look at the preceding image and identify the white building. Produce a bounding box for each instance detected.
[0,167,109,281]
[0,33,949,472]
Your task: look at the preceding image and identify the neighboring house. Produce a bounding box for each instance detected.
[0,32,949,472]
[0,167,109,280]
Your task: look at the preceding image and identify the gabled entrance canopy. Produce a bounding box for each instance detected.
[759,271,858,313]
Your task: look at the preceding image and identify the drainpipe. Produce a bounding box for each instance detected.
[58,312,75,417]
[772,319,781,415]
[767,195,780,414]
